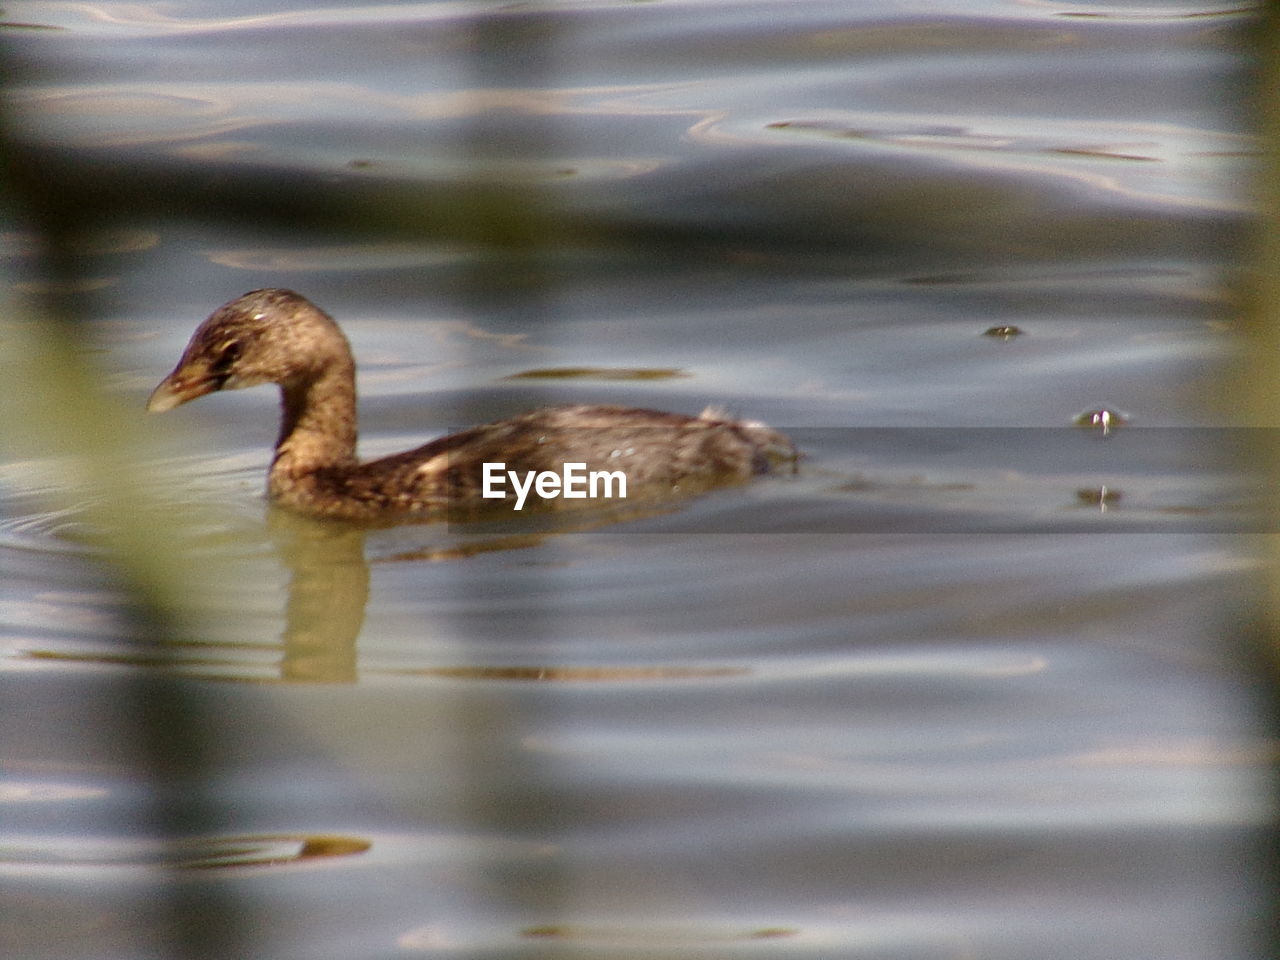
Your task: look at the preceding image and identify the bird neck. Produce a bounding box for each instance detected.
[271,359,360,478]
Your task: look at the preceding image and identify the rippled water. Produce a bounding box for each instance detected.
[0,2,1272,959]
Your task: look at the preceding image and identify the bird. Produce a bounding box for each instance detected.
[147,289,797,523]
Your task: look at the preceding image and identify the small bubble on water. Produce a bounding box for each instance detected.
[1073,407,1128,435]
[1076,485,1122,508]
[983,325,1022,339]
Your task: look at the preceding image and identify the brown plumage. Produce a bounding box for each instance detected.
[147,289,797,522]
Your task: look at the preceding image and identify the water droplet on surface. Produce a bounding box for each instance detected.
[1073,407,1128,435]
[1076,485,1121,509]
[983,325,1022,339]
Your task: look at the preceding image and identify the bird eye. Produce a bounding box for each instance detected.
[211,339,241,374]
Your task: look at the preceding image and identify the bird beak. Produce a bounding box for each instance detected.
[146,369,218,413]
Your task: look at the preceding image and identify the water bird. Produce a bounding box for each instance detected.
[147,289,796,522]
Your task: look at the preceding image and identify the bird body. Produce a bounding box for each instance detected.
[148,289,796,522]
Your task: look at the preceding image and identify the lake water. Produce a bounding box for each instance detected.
[0,2,1274,959]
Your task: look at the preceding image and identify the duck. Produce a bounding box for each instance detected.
[147,289,797,522]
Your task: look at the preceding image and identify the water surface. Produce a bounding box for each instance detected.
[0,2,1271,959]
